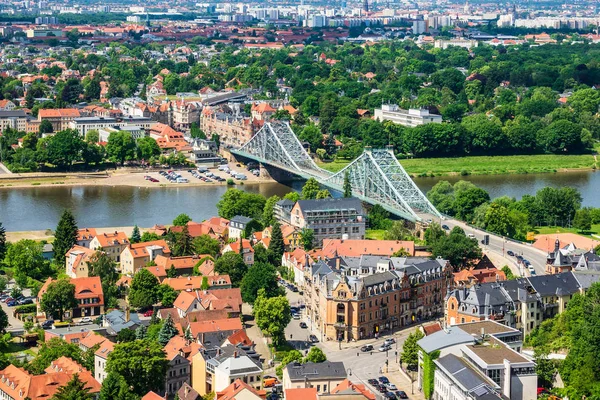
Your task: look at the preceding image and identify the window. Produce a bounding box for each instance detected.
[324,385,327,392]
[317,385,321,392]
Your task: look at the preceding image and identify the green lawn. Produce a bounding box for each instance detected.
[320,154,596,177]
[366,229,386,240]
[535,225,600,239]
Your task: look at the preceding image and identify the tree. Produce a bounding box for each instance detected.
[384,221,413,241]
[300,228,314,251]
[158,314,178,346]
[156,284,177,308]
[88,251,119,308]
[171,224,194,257]
[30,337,83,374]
[367,204,392,230]
[85,130,99,144]
[190,122,206,139]
[401,331,424,368]
[141,232,161,242]
[128,268,159,309]
[0,308,8,332]
[40,278,77,321]
[193,234,221,257]
[573,208,592,232]
[534,187,582,226]
[106,131,136,165]
[270,222,284,265]
[0,222,5,261]
[167,264,177,278]
[298,124,322,152]
[116,328,136,343]
[240,262,283,304]
[106,339,169,397]
[262,195,281,227]
[136,137,160,161]
[53,209,79,266]
[217,189,266,220]
[99,372,138,400]
[315,189,331,199]
[424,223,445,246]
[304,347,327,363]
[431,227,482,269]
[502,266,516,280]
[39,119,54,134]
[538,120,584,154]
[135,324,147,340]
[173,213,192,226]
[51,373,93,400]
[4,239,51,287]
[453,187,490,221]
[215,252,248,287]
[343,171,352,198]
[47,129,84,168]
[301,178,321,200]
[130,225,141,244]
[253,289,291,348]
[84,79,101,101]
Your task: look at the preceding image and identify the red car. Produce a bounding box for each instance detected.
[143,310,154,317]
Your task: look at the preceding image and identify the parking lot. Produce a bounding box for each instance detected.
[142,162,263,185]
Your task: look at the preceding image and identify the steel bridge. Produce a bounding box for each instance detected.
[230,122,440,222]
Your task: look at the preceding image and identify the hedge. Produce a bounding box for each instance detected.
[15,304,37,314]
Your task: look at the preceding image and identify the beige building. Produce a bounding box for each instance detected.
[282,361,347,395]
[200,107,254,149]
[0,110,28,132]
[120,240,171,275]
[38,108,81,132]
[66,245,96,278]
[89,231,129,263]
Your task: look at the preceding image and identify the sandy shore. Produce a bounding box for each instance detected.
[0,164,275,189]
[6,225,152,242]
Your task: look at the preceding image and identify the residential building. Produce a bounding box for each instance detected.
[288,198,366,247]
[445,271,591,336]
[222,239,255,265]
[374,104,442,127]
[228,216,253,240]
[38,276,104,320]
[38,108,81,132]
[120,240,171,275]
[282,248,312,289]
[0,99,16,111]
[0,110,28,132]
[216,379,266,400]
[328,379,376,400]
[306,256,451,341]
[200,107,254,149]
[274,199,295,224]
[163,276,231,292]
[164,336,202,397]
[77,228,97,248]
[173,100,201,131]
[44,356,101,394]
[178,383,201,400]
[312,239,415,259]
[251,102,276,121]
[89,231,130,263]
[103,309,142,336]
[65,245,96,278]
[282,361,347,395]
[453,257,506,287]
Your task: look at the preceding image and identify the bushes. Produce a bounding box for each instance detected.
[14,304,37,314]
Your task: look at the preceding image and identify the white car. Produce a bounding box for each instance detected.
[385,383,397,391]
[379,344,391,352]
[384,338,395,346]
[292,313,300,320]
[80,317,92,324]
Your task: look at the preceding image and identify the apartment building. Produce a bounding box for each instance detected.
[0,110,28,132]
[288,198,366,247]
[120,240,171,275]
[282,361,347,395]
[65,245,96,278]
[94,340,115,384]
[305,256,452,341]
[38,108,81,132]
[374,104,442,127]
[200,107,254,149]
[38,276,104,320]
[89,231,130,263]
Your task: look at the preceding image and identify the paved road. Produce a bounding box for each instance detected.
[443,218,547,276]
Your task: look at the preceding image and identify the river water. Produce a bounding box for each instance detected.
[1,171,599,231]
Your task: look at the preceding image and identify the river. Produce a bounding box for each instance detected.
[1,171,599,231]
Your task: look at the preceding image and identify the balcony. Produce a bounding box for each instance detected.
[334,322,347,328]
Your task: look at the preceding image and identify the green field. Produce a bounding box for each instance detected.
[320,154,596,177]
[535,225,600,239]
[365,229,386,240]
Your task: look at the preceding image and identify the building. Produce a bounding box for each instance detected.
[26,27,65,37]
[163,336,202,397]
[120,240,171,275]
[417,320,534,400]
[77,228,97,248]
[38,108,81,132]
[445,271,592,336]
[274,199,295,224]
[282,361,347,394]
[289,198,366,246]
[200,107,254,149]
[216,379,266,400]
[44,356,101,394]
[228,215,253,240]
[222,239,255,265]
[374,105,442,127]
[89,231,130,263]
[306,256,451,341]
[0,100,16,111]
[190,139,219,166]
[94,340,115,383]
[37,276,104,320]
[65,245,96,278]
[0,110,28,132]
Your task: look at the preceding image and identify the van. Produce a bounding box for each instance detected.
[264,378,279,388]
[176,177,188,183]
[235,174,247,180]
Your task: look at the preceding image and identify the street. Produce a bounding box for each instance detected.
[283,287,425,400]
[444,219,548,276]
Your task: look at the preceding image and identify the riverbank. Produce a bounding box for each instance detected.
[318,154,597,176]
[5,225,142,242]
[0,166,275,189]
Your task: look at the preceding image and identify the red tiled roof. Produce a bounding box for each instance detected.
[217,379,266,400]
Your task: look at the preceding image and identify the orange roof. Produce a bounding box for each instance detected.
[93,231,129,248]
[163,336,202,361]
[422,322,443,336]
[226,330,253,346]
[44,356,101,394]
[94,340,114,359]
[78,332,107,349]
[174,290,202,312]
[217,379,267,400]
[164,275,231,292]
[155,255,198,270]
[533,233,600,253]
[142,392,165,400]
[66,245,95,273]
[0,365,72,400]
[285,388,318,400]
[283,105,297,114]
[38,108,81,118]
[224,239,254,254]
[331,379,375,400]
[252,102,277,114]
[127,240,171,259]
[39,276,104,305]
[313,239,415,258]
[188,318,243,336]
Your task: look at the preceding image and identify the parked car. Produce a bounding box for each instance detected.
[264,378,279,388]
[18,298,33,305]
[6,300,17,306]
[143,310,154,317]
[378,377,390,384]
[367,379,378,386]
[376,386,387,393]
[379,344,392,352]
[507,250,515,256]
[292,313,300,320]
[528,266,536,275]
[80,317,92,324]
[361,345,374,352]
[299,322,307,329]
[395,391,408,399]
[384,338,395,346]
[442,224,449,230]
[385,383,397,391]
[384,392,396,400]
[41,320,54,329]
[309,334,319,343]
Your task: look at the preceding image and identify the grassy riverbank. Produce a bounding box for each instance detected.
[535,225,600,239]
[319,153,597,176]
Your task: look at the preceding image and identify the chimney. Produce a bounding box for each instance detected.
[125,307,130,322]
[234,350,238,358]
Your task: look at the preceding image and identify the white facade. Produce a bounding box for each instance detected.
[213,356,263,392]
[374,105,442,127]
